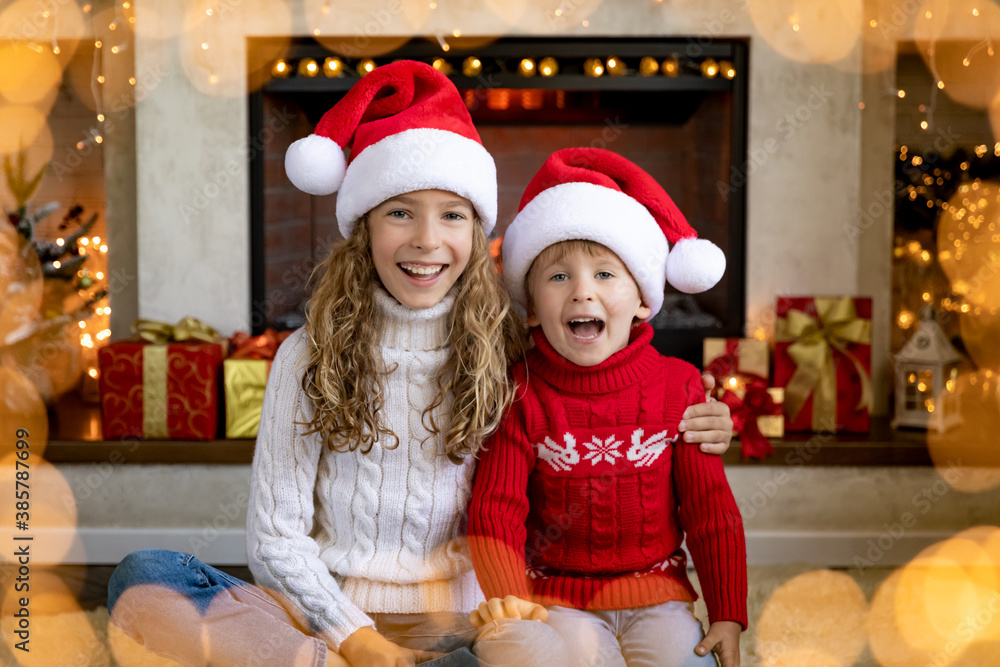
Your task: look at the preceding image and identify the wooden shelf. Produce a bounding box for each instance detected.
[46,391,938,466]
[45,391,255,464]
[721,418,933,467]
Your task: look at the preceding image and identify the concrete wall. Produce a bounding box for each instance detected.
[53,462,1000,565]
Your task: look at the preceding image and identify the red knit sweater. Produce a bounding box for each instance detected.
[468,324,747,628]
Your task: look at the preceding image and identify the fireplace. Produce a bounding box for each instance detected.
[248,37,748,365]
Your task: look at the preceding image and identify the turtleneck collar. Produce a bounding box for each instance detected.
[374,286,455,351]
[527,322,660,394]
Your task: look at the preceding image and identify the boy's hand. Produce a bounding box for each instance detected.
[678,374,733,456]
[695,621,741,666]
[470,595,548,627]
[339,626,415,667]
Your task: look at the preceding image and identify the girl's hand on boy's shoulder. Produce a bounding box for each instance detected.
[678,374,733,456]
[470,595,547,627]
[695,620,741,666]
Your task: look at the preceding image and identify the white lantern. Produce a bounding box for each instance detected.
[892,309,962,432]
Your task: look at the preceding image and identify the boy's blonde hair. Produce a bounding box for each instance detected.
[301,215,524,462]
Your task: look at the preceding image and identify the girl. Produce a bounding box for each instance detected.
[107,61,732,667]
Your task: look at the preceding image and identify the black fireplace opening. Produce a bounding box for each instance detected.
[249,37,748,366]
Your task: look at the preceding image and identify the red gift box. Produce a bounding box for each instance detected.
[774,296,873,433]
[703,337,770,388]
[98,341,225,440]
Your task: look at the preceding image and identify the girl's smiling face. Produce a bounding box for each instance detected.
[367,189,476,310]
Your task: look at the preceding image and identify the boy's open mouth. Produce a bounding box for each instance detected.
[399,263,445,280]
[567,317,605,339]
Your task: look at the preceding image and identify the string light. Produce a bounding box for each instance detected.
[606,56,625,76]
[357,59,376,76]
[539,57,558,77]
[298,58,319,77]
[661,56,679,77]
[432,58,453,75]
[462,57,481,77]
[518,58,536,77]
[272,60,290,78]
[323,57,344,77]
[700,58,718,78]
[639,57,659,76]
[584,58,604,77]
[720,60,735,79]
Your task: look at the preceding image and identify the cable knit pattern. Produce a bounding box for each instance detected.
[246,287,484,651]
[468,324,748,628]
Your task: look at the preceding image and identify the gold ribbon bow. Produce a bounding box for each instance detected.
[775,296,873,431]
[133,317,220,344]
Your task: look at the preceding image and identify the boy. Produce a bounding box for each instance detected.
[468,148,747,666]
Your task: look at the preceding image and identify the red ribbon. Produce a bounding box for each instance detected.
[229,329,292,360]
[720,382,777,460]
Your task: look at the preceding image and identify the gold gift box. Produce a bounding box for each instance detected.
[223,359,270,439]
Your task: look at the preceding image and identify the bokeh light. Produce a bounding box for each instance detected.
[0,222,44,346]
[485,0,603,33]
[914,0,1000,109]
[0,322,84,405]
[305,0,411,57]
[936,180,1000,311]
[181,0,292,97]
[0,455,78,564]
[0,43,63,106]
[756,569,868,666]
[0,0,86,68]
[0,106,48,157]
[0,367,48,457]
[925,370,1000,491]
[747,0,862,65]
[0,569,108,666]
[869,532,1000,666]
[108,585,203,666]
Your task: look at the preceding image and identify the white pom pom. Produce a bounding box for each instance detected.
[284,134,346,196]
[665,238,726,294]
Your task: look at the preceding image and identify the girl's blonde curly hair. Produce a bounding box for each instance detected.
[300,213,523,462]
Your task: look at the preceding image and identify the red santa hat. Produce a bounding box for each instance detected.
[502,147,725,318]
[284,60,497,237]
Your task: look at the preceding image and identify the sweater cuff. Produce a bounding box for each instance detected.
[315,606,377,652]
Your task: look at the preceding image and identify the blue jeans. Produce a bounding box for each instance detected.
[107,549,569,667]
[543,602,719,667]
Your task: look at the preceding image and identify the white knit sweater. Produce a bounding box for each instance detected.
[246,288,483,650]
